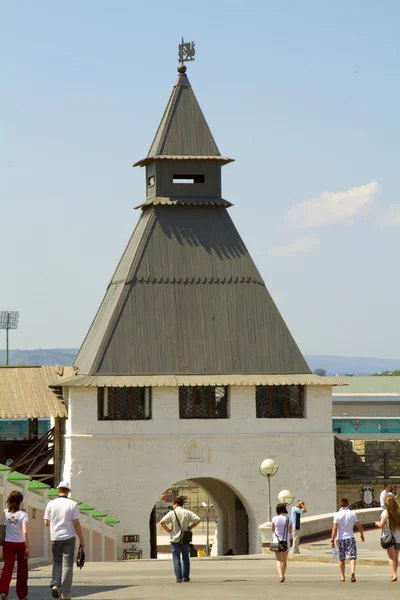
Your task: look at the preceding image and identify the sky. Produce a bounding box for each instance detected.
[1,0,399,358]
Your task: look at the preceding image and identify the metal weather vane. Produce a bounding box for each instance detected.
[178,37,195,64]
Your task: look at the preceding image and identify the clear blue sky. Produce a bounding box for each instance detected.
[1,0,399,358]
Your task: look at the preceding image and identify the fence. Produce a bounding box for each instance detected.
[336,452,400,480]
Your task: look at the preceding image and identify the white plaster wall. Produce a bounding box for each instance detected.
[62,384,336,558]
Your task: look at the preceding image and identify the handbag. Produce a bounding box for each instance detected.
[270,517,289,552]
[0,511,6,547]
[381,532,395,549]
[173,509,192,545]
[76,545,85,569]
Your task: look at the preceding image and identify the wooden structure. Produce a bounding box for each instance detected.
[0,365,73,485]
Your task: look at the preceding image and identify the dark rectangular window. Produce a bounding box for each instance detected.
[98,387,152,420]
[173,174,205,184]
[179,386,228,419]
[256,385,305,418]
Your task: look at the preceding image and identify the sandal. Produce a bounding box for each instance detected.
[340,578,345,582]
[350,573,356,583]
[390,577,397,582]
[279,576,285,583]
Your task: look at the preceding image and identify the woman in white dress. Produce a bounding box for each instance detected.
[271,503,292,583]
[375,495,400,582]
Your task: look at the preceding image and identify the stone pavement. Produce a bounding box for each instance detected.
[25,558,395,600]
[19,528,391,599]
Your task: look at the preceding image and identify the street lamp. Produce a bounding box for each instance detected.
[259,458,279,522]
[201,500,213,556]
[277,489,295,506]
[0,311,19,365]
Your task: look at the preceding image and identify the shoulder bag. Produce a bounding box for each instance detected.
[173,509,192,545]
[0,510,6,546]
[270,517,289,552]
[381,531,395,549]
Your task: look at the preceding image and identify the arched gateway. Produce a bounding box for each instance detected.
[150,478,250,558]
[54,45,339,558]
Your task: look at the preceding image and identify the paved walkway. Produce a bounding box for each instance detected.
[25,558,395,599]
[19,528,391,599]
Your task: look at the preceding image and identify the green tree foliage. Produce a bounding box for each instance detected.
[313,368,326,377]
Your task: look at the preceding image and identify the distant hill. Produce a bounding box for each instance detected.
[0,348,77,366]
[305,355,400,376]
[1,349,400,375]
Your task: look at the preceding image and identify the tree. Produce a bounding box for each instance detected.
[313,368,326,377]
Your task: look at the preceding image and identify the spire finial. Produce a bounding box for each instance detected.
[178,37,195,73]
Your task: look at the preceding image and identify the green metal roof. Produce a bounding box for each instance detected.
[79,503,95,511]
[333,376,400,395]
[7,471,30,482]
[28,480,50,491]
[0,464,10,472]
[104,516,120,525]
[92,510,108,518]
[47,488,59,498]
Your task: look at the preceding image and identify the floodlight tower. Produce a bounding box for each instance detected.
[0,311,19,365]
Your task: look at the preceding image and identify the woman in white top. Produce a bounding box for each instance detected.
[375,495,400,582]
[0,491,29,600]
[271,503,292,583]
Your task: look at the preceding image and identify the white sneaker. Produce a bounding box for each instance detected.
[51,586,60,598]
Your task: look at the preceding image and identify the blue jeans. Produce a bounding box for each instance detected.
[171,543,190,581]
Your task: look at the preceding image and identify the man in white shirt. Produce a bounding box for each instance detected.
[160,496,200,583]
[380,483,395,508]
[331,497,365,583]
[44,481,85,600]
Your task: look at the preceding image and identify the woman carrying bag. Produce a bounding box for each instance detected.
[270,503,292,583]
[375,495,400,582]
[0,491,29,600]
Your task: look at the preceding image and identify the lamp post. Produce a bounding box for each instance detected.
[277,489,295,506]
[259,458,279,522]
[202,500,213,556]
[0,311,19,365]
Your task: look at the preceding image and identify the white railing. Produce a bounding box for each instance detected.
[0,467,118,560]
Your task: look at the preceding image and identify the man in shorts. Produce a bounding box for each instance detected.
[331,497,365,582]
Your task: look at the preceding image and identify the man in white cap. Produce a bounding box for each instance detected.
[44,481,85,599]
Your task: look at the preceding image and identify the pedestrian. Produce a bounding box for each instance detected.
[374,495,400,582]
[380,483,395,508]
[290,499,307,554]
[44,481,85,599]
[271,503,292,583]
[0,491,29,600]
[330,497,365,582]
[159,496,200,583]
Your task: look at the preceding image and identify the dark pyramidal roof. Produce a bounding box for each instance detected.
[74,69,310,376]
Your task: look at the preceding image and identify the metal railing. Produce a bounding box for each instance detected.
[333,417,400,435]
[336,451,400,480]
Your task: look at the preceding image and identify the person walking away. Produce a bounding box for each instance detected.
[159,496,200,583]
[44,481,85,599]
[380,483,395,509]
[290,499,307,554]
[271,503,292,583]
[0,491,29,600]
[375,495,400,581]
[331,497,365,582]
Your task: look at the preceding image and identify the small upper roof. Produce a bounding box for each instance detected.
[0,365,73,418]
[133,72,233,167]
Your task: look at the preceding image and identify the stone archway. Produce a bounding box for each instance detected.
[150,477,250,558]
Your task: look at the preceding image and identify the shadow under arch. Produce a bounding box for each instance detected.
[150,476,251,559]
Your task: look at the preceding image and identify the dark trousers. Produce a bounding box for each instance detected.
[0,541,28,599]
[51,537,76,598]
[171,543,190,581]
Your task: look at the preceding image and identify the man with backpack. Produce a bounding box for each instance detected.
[160,496,200,583]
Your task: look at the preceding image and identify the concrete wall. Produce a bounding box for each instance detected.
[63,384,337,558]
[0,472,117,560]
